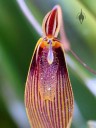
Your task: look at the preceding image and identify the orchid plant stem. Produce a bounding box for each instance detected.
[59,7,96,75]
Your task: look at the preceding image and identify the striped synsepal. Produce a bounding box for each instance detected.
[25,38,74,128]
[42,5,62,37]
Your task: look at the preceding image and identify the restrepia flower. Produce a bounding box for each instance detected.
[25,5,74,128]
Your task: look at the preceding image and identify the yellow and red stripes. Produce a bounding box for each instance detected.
[25,40,74,128]
[25,5,74,128]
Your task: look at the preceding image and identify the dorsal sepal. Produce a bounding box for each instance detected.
[42,5,62,37]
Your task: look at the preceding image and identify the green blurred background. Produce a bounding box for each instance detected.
[0,0,96,128]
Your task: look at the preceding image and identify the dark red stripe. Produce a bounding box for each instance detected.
[45,13,51,36]
[59,70,64,128]
[47,9,57,36]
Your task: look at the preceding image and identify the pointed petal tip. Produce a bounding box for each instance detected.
[52,5,61,11]
[42,5,62,37]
